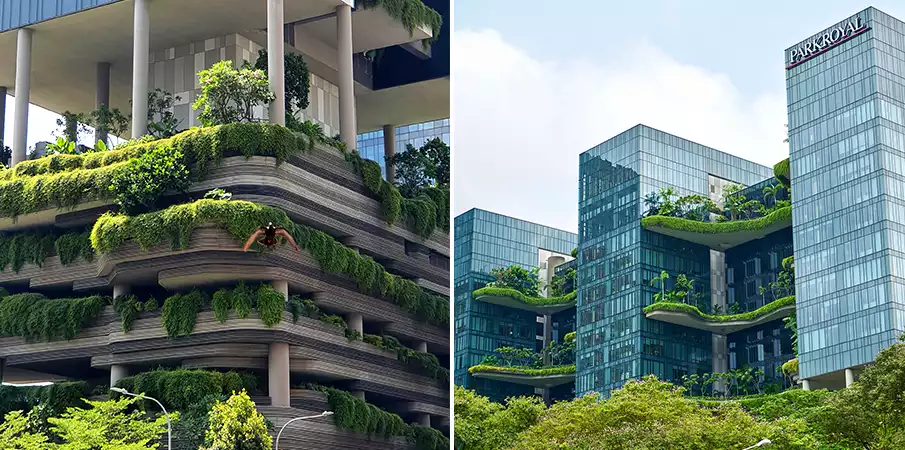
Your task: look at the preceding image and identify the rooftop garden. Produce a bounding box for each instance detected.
[643,295,796,323]
[472,263,577,307]
[469,334,576,378]
[774,157,791,187]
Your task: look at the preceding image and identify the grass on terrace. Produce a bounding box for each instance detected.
[468,364,577,377]
[641,206,792,234]
[643,296,795,323]
[471,287,576,306]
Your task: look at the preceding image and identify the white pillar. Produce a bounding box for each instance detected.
[113,284,131,299]
[110,364,129,388]
[416,413,430,427]
[845,368,855,387]
[96,62,111,145]
[0,87,7,156]
[268,342,290,407]
[415,341,428,353]
[271,280,289,301]
[801,379,811,391]
[383,124,396,182]
[131,0,150,139]
[336,4,356,151]
[266,0,285,126]
[346,312,363,334]
[12,28,33,167]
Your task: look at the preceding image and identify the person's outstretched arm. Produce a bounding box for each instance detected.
[276,228,301,251]
[243,228,265,252]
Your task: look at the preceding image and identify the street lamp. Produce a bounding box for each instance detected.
[110,387,172,450]
[275,411,333,450]
[743,439,772,450]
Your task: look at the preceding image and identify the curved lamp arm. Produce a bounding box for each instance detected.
[110,387,171,450]
[275,411,333,450]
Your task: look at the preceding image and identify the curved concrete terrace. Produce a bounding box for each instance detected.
[641,207,792,251]
[472,289,576,315]
[469,367,575,389]
[643,299,796,335]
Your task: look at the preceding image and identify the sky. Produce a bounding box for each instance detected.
[452,0,905,233]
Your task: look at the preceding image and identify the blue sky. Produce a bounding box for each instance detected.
[452,1,905,231]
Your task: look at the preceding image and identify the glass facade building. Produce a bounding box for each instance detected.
[454,208,577,401]
[577,125,772,395]
[356,118,451,178]
[788,7,905,385]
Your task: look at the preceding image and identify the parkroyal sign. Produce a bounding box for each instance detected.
[786,17,869,70]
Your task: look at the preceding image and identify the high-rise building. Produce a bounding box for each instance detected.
[357,118,451,178]
[0,0,450,448]
[787,6,905,388]
[454,208,577,402]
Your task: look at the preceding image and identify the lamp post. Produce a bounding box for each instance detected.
[742,439,772,450]
[275,411,333,450]
[110,387,171,449]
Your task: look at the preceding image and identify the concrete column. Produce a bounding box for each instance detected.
[542,388,551,405]
[711,334,728,394]
[383,124,396,182]
[0,358,6,383]
[271,280,289,301]
[845,368,855,387]
[352,390,365,401]
[801,379,811,391]
[346,312,363,334]
[336,4,356,151]
[415,341,428,353]
[113,284,131,299]
[110,364,129,388]
[266,0,285,126]
[131,0,150,139]
[416,413,430,428]
[96,62,111,145]
[268,342,290,407]
[12,28,33,167]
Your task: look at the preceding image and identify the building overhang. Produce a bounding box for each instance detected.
[641,208,793,251]
[644,303,795,335]
[0,0,435,131]
[472,293,576,315]
[470,370,575,389]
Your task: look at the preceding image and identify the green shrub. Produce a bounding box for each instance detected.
[774,158,791,187]
[54,232,95,265]
[200,390,272,450]
[641,206,792,234]
[471,287,577,307]
[317,386,408,438]
[643,296,795,323]
[143,297,159,312]
[346,152,402,225]
[256,284,284,327]
[161,290,207,338]
[371,334,449,384]
[0,293,105,341]
[232,281,254,319]
[115,368,257,411]
[287,295,320,323]
[193,61,275,126]
[409,425,449,450]
[0,381,89,419]
[320,314,347,331]
[0,232,56,272]
[212,288,231,323]
[109,142,191,214]
[112,294,142,332]
[358,0,443,45]
[467,364,577,376]
[91,199,449,326]
[781,358,799,376]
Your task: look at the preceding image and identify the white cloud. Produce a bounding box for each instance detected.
[452,29,788,233]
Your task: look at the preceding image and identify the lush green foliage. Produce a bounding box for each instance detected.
[775,157,791,186]
[91,199,448,326]
[782,358,799,376]
[359,0,443,45]
[0,123,308,219]
[90,104,131,145]
[161,290,207,337]
[113,294,142,333]
[193,61,275,126]
[472,286,577,307]
[345,151,402,222]
[363,333,449,384]
[0,293,105,341]
[199,391,271,450]
[109,141,191,214]
[480,338,575,369]
[643,187,718,220]
[0,410,52,449]
[549,267,576,297]
[468,364,576,376]
[53,232,95,265]
[486,265,540,296]
[47,396,174,449]
[116,368,257,412]
[256,283,285,327]
[172,393,225,450]
[453,385,548,450]
[253,49,310,115]
[642,205,792,234]
[389,138,450,197]
[0,233,53,272]
[643,295,795,323]
[0,381,89,420]
[146,88,182,139]
[312,385,449,449]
